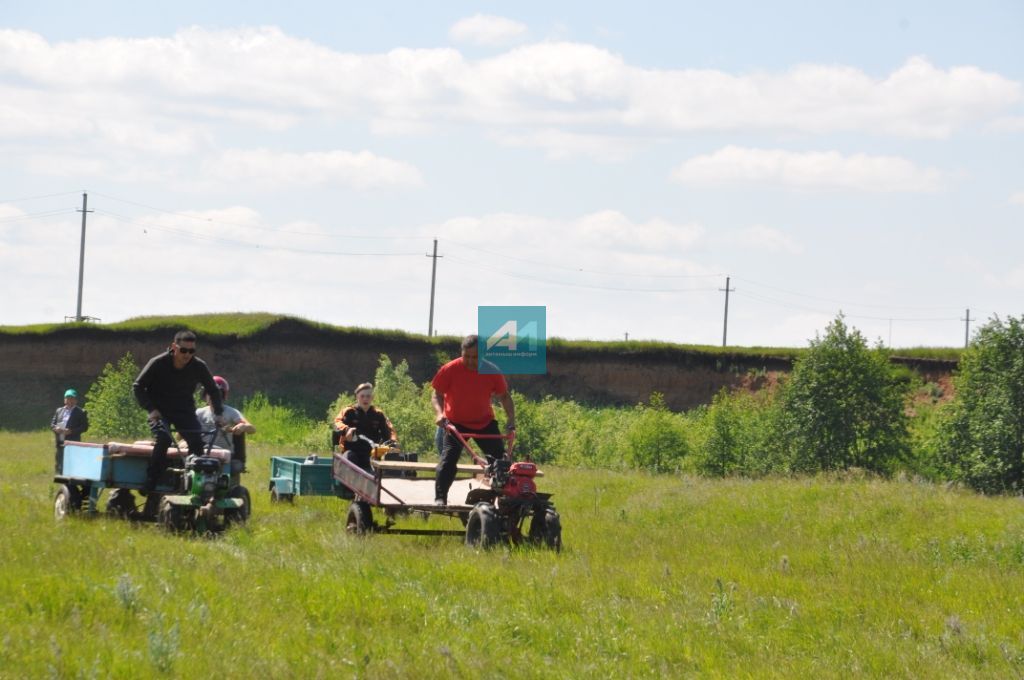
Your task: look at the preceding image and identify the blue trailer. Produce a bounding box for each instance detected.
[53,440,238,523]
[268,455,354,503]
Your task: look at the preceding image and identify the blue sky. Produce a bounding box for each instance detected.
[1,1,1021,347]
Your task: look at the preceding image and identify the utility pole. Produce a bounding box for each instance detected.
[426,239,442,337]
[624,332,629,341]
[75,193,93,322]
[961,308,971,348]
[719,276,735,347]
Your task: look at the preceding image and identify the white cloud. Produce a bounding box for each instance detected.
[431,210,704,254]
[449,14,527,47]
[201,149,424,190]
[492,128,637,161]
[1005,268,1024,288]
[731,225,804,254]
[0,28,1018,150]
[672,146,942,192]
[1010,191,1024,205]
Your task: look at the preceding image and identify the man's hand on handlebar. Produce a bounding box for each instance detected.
[148,409,162,425]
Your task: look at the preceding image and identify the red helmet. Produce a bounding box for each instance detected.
[211,375,230,397]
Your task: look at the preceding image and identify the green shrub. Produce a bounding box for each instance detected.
[694,388,781,476]
[243,392,321,449]
[84,353,149,441]
[623,394,690,472]
[938,315,1024,493]
[775,315,911,474]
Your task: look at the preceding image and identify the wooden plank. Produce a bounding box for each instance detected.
[377,477,482,508]
[371,460,482,474]
[371,460,544,477]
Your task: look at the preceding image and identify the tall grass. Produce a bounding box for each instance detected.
[3,431,1023,677]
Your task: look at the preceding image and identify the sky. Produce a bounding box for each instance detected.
[1,1,1021,348]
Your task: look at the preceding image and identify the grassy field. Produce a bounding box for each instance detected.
[2,431,1021,678]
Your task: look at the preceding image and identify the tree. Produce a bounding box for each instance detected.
[939,315,1024,493]
[84,353,149,441]
[776,315,910,473]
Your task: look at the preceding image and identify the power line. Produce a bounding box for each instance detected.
[94,209,422,257]
[445,254,719,293]
[446,239,724,279]
[89,191,413,240]
[732,289,960,322]
[0,190,82,204]
[733,275,960,313]
[0,208,78,224]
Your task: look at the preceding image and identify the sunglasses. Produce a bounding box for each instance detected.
[176,347,196,354]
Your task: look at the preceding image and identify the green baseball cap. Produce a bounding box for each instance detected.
[64,389,78,398]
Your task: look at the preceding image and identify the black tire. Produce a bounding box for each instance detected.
[228,486,251,523]
[529,506,562,552]
[465,502,499,549]
[54,484,80,520]
[106,489,137,519]
[270,486,294,504]
[158,497,188,533]
[346,501,373,534]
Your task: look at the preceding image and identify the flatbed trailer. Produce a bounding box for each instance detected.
[332,425,561,550]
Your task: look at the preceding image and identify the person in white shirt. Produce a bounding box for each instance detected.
[195,376,255,482]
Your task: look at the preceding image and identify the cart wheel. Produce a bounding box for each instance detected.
[529,506,562,552]
[158,497,188,533]
[106,489,137,519]
[228,486,252,523]
[541,509,562,552]
[346,501,373,534]
[465,503,499,549]
[54,484,80,520]
[270,487,294,504]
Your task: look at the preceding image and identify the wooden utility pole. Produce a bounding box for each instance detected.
[426,239,442,336]
[75,193,93,322]
[720,276,735,347]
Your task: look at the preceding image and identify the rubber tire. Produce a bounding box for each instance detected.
[270,487,294,504]
[158,497,188,533]
[465,503,499,549]
[228,485,251,523]
[106,489,137,519]
[529,507,562,553]
[54,484,79,520]
[346,501,373,534]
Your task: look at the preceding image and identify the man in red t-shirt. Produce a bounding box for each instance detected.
[431,334,516,505]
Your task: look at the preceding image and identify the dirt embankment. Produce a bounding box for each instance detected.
[0,319,956,431]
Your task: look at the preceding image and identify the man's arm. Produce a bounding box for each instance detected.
[71,408,89,436]
[431,389,446,425]
[195,362,224,416]
[497,392,516,431]
[231,413,256,435]
[135,352,160,411]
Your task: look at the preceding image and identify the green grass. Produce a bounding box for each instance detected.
[2,431,1021,677]
[0,312,963,361]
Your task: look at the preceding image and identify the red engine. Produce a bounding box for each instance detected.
[501,461,538,499]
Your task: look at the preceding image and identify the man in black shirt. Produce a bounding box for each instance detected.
[133,330,223,493]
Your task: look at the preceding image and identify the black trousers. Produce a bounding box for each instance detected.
[54,435,82,474]
[146,410,205,489]
[435,420,505,502]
